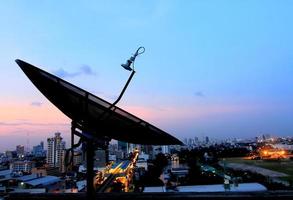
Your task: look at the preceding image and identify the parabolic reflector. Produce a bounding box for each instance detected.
[16,59,182,145]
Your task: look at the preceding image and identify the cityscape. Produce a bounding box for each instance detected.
[0,132,292,195]
[1,1,293,200]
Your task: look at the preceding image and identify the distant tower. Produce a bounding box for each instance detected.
[205,136,209,144]
[40,141,44,150]
[47,132,66,168]
[26,132,30,153]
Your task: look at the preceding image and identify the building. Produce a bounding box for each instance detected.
[141,145,153,155]
[205,136,210,144]
[10,161,35,173]
[59,149,67,173]
[136,153,149,170]
[118,141,128,156]
[20,175,61,192]
[32,141,45,157]
[152,145,169,157]
[16,145,25,158]
[5,151,16,160]
[94,150,106,168]
[46,133,66,169]
[73,150,83,166]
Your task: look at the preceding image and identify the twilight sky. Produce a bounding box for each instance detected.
[1,0,293,151]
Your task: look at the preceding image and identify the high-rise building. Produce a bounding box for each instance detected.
[194,137,199,146]
[16,145,25,158]
[47,132,66,169]
[205,136,210,144]
[141,145,153,155]
[188,138,194,146]
[94,150,106,168]
[40,141,44,149]
[118,141,128,153]
[73,150,83,166]
[128,143,136,153]
[118,141,128,158]
[32,141,45,157]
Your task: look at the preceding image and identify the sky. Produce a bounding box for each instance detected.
[0,0,293,151]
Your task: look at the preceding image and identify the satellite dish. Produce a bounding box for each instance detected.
[16,59,182,145]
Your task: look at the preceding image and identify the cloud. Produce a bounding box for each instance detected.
[53,68,75,78]
[194,91,205,97]
[53,65,96,78]
[80,65,95,75]
[30,101,43,107]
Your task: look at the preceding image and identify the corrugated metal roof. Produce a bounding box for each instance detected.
[0,169,11,176]
[25,176,60,187]
[15,174,38,182]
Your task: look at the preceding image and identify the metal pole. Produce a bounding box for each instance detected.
[98,70,135,120]
[112,70,135,107]
[86,139,95,199]
[71,122,75,170]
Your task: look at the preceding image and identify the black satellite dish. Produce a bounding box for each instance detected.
[16,59,182,145]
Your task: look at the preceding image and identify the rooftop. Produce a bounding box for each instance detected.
[24,176,60,187]
[6,191,293,200]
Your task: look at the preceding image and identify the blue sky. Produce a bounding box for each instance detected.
[0,0,293,150]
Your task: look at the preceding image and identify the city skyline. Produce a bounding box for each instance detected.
[1,1,293,151]
[0,131,288,153]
